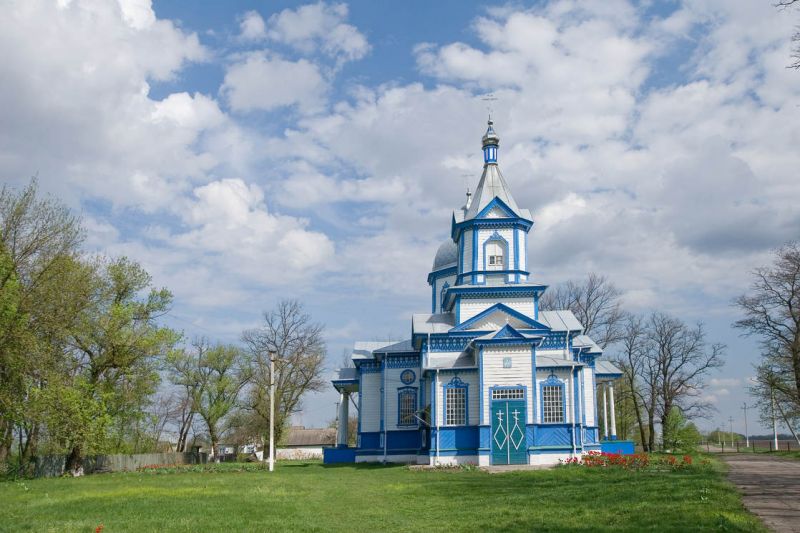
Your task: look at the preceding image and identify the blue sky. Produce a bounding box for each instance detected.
[1,0,799,434]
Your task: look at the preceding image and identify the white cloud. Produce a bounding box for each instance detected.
[174,178,335,274]
[265,2,369,64]
[238,10,266,41]
[117,0,156,30]
[221,52,327,112]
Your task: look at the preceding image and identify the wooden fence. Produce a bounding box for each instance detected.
[34,451,208,478]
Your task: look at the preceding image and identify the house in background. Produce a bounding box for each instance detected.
[277,426,336,460]
[327,120,631,466]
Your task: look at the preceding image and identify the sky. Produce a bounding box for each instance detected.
[1,0,799,435]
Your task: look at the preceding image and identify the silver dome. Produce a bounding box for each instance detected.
[432,239,458,271]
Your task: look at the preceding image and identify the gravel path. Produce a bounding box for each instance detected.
[722,454,800,532]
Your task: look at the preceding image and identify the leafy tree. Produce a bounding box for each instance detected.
[187,341,250,461]
[241,300,326,449]
[661,407,702,452]
[63,257,179,474]
[0,180,86,469]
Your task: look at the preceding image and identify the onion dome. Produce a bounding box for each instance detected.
[432,239,458,271]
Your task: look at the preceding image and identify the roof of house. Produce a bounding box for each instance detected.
[281,426,336,447]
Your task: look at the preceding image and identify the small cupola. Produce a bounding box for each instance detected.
[482,119,499,164]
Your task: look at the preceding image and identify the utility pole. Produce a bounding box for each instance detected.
[728,416,735,448]
[742,403,749,448]
[771,386,779,451]
[269,350,276,472]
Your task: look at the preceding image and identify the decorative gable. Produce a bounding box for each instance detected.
[453,303,550,332]
[476,197,517,220]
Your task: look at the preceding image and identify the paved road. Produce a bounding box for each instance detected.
[722,454,800,532]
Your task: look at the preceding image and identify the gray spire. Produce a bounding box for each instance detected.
[463,120,528,221]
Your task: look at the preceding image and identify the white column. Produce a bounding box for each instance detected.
[608,382,617,441]
[337,391,349,447]
[602,383,609,440]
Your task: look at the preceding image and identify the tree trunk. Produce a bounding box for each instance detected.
[660,400,672,451]
[176,412,194,453]
[0,420,12,465]
[64,444,84,476]
[646,399,657,452]
[631,394,647,452]
[209,429,219,463]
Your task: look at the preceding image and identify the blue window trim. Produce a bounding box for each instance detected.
[482,230,509,272]
[539,373,567,424]
[442,376,469,426]
[397,386,418,427]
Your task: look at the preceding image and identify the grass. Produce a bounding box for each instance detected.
[0,456,765,532]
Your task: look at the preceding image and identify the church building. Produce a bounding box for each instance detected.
[329,121,625,466]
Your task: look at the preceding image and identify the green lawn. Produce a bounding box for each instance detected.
[0,458,764,532]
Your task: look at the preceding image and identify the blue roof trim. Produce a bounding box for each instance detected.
[475,196,517,219]
[427,265,457,285]
[444,285,547,311]
[451,303,552,332]
[451,217,533,241]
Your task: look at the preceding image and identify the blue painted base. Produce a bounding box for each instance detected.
[600,440,635,455]
[323,447,356,464]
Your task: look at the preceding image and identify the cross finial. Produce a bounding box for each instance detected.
[481,93,498,121]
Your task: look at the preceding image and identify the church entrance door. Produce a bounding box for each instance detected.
[490,388,527,465]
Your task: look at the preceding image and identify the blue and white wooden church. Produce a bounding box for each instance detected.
[329,121,625,466]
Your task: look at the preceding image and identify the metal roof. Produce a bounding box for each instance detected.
[538,310,584,333]
[573,334,602,354]
[463,163,524,221]
[412,313,455,334]
[333,367,357,381]
[536,355,585,368]
[595,360,623,376]
[373,339,416,354]
[352,341,399,360]
[425,351,476,369]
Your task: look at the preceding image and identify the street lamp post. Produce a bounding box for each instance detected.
[269,350,276,472]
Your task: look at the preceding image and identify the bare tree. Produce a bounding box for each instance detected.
[750,365,800,444]
[613,315,652,450]
[539,273,626,348]
[776,0,800,69]
[648,313,725,448]
[735,242,800,412]
[241,300,326,448]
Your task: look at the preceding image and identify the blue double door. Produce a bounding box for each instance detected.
[491,399,527,465]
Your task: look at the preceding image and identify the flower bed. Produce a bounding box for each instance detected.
[560,451,709,471]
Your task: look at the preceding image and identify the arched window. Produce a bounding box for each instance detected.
[483,231,508,272]
[541,374,565,424]
[443,376,468,426]
[440,281,450,312]
[398,387,418,426]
